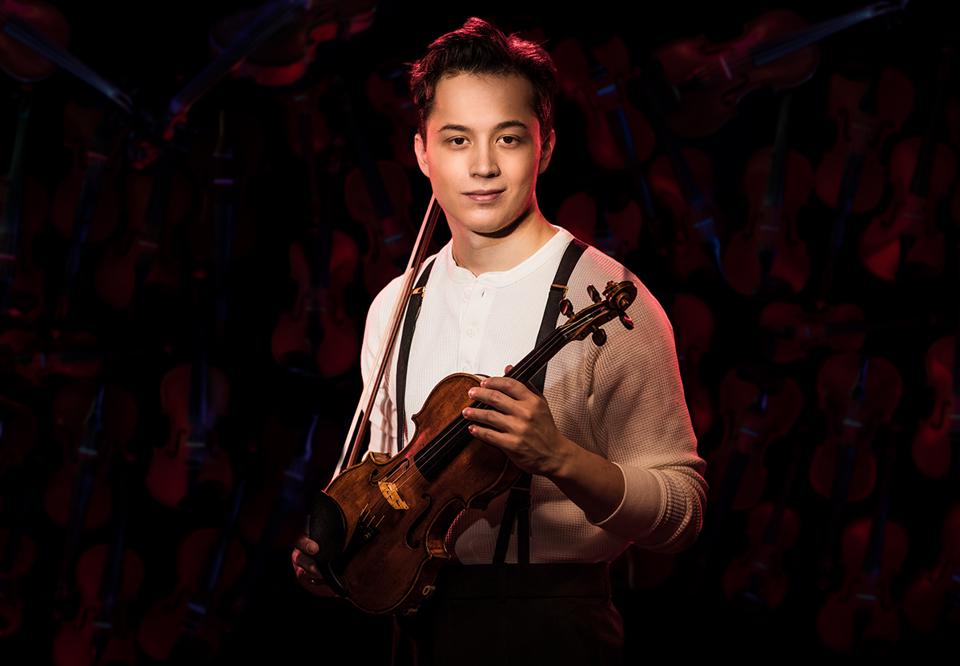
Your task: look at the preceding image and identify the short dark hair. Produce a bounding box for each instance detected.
[408,17,558,147]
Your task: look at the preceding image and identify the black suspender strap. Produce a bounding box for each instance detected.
[493,237,587,564]
[395,258,436,452]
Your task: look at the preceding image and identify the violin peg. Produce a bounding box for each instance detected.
[587,285,601,303]
[559,299,573,318]
[591,327,607,346]
[619,313,634,330]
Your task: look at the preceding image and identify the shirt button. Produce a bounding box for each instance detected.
[465,326,477,337]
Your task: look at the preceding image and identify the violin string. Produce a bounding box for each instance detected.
[356,308,570,526]
[384,325,571,496]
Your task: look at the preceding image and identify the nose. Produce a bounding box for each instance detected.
[470,143,501,178]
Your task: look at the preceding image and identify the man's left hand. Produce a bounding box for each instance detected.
[461,364,576,478]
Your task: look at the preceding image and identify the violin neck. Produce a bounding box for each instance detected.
[752,2,902,67]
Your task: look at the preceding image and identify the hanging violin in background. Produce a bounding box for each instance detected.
[271,86,360,378]
[0,88,45,320]
[859,47,956,282]
[670,293,715,439]
[902,502,960,637]
[813,65,913,296]
[724,92,812,297]
[816,430,908,655]
[650,1,910,138]
[912,333,960,479]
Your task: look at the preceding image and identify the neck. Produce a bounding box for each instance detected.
[451,209,557,277]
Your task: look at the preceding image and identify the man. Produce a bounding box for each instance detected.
[292,16,707,665]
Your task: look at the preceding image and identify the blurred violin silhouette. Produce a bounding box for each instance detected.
[650,1,910,138]
[813,65,913,296]
[912,334,960,479]
[724,93,811,296]
[816,431,907,655]
[95,148,192,310]
[859,48,956,282]
[366,60,419,169]
[903,502,960,636]
[722,436,804,611]
[0,0,132,112]
[137,477,247,662]
[670,293,715,439]
[1,89,45,320]
[45,382,138,612]
[272,88,360,378]
[52,461,142,666]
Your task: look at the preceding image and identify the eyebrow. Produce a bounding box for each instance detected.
[437,120,530,133]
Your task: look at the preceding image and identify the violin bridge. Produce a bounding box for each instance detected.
[378,480,409,510]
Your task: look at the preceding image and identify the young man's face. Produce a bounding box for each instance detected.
[413,73,555,241]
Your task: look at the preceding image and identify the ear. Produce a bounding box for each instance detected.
[414,132,430,178]
[538,129,556,175]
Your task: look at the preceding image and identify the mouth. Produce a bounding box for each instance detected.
[464,189,504,203]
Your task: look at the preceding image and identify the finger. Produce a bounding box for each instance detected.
[467,422,509,449]
[462,405,511,431]
[505,364,514,374]
[467,385,518,412]
[478,376,534,400]
[292,548,321,576]
[295,534,319,555]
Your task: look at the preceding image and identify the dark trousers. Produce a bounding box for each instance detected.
[391,563,624,666]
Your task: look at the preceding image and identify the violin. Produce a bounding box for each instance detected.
[809,352,901,504]
[555,189,643,264]
[912,334,960,479]
[813,65,913,296]
[366,60,420,170]
[859,48,956,282]
[0,0,69,81]
[670,293,715,439]
[137,478,247,662]
[902,502,960,635]
[0,394,36,479]
[308,280,637,614]
[1,0,131,111]
[52,462,142,666]
[706,368,803,513]
[0,477,37,638]
[94,149,191,310]
[552,35,655,172]
[145,316,232,509]
[722,436,804,611]
[45,382,137,615]
[49,100,124,321]
[651,2,909,138]
[1,90,45,320]
[271,88,360,378]
[648,146,722,279]
[208,0,377,88]
[815,431,908,655]
[723,93,811,296]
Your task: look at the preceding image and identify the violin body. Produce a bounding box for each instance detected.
[311,372,521,614]
[654,10,816,138]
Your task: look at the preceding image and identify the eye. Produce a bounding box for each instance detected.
[500,136,521,146]
[447,137,467,146]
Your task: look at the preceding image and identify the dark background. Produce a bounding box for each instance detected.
[2,0,957,663]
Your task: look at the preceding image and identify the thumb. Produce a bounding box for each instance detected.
[504,364,514,375]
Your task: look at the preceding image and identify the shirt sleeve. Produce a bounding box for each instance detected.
[584,281,708,554]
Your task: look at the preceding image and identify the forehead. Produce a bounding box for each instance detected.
[428,73,538,131]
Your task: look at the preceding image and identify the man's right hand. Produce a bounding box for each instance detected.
[291,534,338,597]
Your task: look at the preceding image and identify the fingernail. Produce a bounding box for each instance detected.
[468,388,477,397]
[462,408,470,417]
